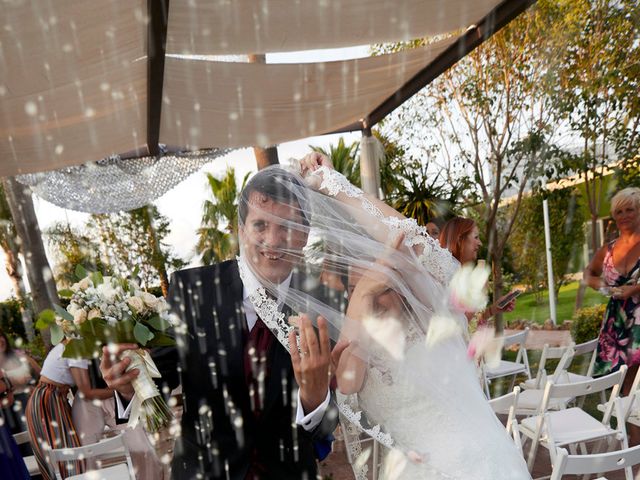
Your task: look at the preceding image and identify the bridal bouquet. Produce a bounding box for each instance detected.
[37,266,177,432]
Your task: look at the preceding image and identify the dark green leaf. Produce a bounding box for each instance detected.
[75,264,88,280]
[134,323,154,346]
[146,332,176,347]
[115,320,136,343]
[54,304,73,322]
[147,315,170,332]
[58,289,74,298]
[62,339,100,359]
[91,271,104,286]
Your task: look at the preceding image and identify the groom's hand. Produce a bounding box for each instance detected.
[289,315,335,414]
[100,343,140,401]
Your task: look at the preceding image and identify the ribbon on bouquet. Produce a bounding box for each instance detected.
[122,349,163,429]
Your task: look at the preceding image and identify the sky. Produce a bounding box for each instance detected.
[0,46,370,301]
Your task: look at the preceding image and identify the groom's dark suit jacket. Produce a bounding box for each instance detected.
[161,259,338,480]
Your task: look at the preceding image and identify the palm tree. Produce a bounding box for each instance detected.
[196,168,250,265]
[310,137,361,187]
[385,158,466,225]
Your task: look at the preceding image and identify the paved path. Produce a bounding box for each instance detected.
[504,328,573,349]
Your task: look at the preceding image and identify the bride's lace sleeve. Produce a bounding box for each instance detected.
[314,166,459,285]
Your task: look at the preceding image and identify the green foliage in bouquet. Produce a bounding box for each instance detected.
[36,265,176,358]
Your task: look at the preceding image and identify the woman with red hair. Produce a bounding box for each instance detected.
[440,217,515,325]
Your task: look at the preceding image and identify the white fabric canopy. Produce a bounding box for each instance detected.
[160,36,458,149]
[167,0,503,55]
[0,0,147,177]
[0,0,522,177]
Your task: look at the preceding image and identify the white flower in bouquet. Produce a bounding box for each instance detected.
[96,280,119,302]
[127,296,145,313]
[449,263,490,313]
[38,269,177,433]
[140,291,159,310]
[55,318,75,335]
[71,277,92,292]
[72,309,88,326]
[67,303,80,315]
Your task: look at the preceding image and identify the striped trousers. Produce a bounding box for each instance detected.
[25,382,85,480]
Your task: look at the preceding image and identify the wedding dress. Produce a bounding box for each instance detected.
[359,326,530,479]
[238,161,531,480]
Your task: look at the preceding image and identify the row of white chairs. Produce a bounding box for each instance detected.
[482,328,599,401]
[489,364,640,479]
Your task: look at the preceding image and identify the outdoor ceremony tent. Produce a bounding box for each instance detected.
[0,0,535,178]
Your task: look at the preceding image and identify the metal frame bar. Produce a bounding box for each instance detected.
[327,0,537,134]
[147,0,170,156]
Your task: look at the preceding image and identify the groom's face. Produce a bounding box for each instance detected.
[240,191,309,284]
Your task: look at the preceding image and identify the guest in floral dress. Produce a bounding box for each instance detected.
[585,187,640,443]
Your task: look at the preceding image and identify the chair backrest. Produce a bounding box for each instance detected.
[541,365,627,424]
[502,328,529,348]
[622,366,640,422]
[50,434,135,480]
[549,344,576,384]
[534,343,575,388]
[489,386,520,441]
[573,338,599,377]
[550,445,640,480]
[13,430,30,445]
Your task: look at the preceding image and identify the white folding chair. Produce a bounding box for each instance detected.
[13,431,39,477]
[564,338,598,383]
[483,328,532,398]
[597,365,640,428]
[489,386,523,455]
[50,434,135,480]
[519,365,628,472]
[521,343,576,390]
[550,444,640,480]
[515,345,577,416]
[523,339,598,390]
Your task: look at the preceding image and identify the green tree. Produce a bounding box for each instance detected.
[553,0,640,257]
[615,155,640,190]
[45,222,110,288]
[377,2,562,329]
[510,188,586,300]
[89,206,185,296]
[196,168,251,265]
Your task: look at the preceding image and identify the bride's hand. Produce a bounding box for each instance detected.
[298,152,334,190]
[352,233,405,298]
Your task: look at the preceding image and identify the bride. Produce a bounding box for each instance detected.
[243,152,530,479]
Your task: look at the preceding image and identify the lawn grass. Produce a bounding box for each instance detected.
[503,281,608,326]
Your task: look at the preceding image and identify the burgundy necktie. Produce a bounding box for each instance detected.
[244,316,274,416]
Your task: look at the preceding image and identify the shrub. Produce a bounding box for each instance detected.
[0,298,27,341]
[571,304,606,344]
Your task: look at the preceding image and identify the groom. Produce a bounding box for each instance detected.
[101,162,345,479]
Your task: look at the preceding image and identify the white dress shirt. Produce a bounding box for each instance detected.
[118,257,330,432]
